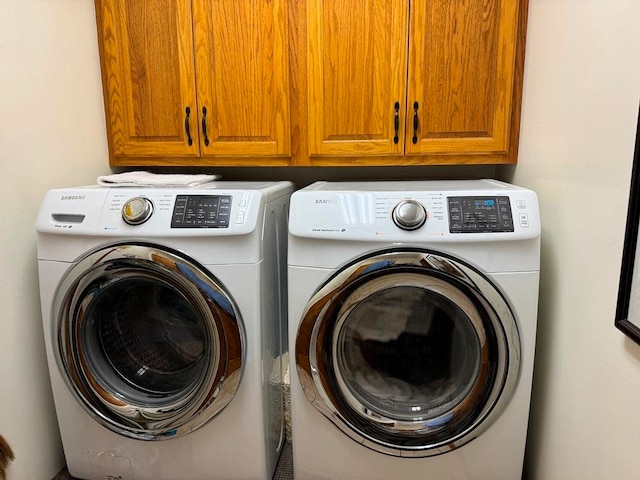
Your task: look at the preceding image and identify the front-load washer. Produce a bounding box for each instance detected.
[288,179,540,480]
[36,181,293,480]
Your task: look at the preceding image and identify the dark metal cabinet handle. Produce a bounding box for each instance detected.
[393,102,400,144]
[184,107,193,146]
[412,101,419,144]
[201,106,210,147]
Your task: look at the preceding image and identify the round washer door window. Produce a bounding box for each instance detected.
[53,243,244,440]
[295,249,520,457]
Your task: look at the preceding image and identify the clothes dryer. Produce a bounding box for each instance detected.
[36,181,292,480]
[288,179,540,480]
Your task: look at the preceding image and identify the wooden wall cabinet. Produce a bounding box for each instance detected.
[95,0,528,167]
[304,0,528,165]
[96,0,291,167]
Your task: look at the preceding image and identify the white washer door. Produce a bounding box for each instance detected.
[295,248,520,457]
[53,242,244,440]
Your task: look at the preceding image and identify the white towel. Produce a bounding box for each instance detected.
[97,171,220,187]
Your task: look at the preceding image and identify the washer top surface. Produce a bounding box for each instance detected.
[36,180,293,263]
[77,180,289,192]
[36,181,292,235]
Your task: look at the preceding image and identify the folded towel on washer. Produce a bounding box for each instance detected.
[97,171,220,187]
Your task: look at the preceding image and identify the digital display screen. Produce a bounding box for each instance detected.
[171,195,232,228]
[448,196,514,233]
[476,199,495,207]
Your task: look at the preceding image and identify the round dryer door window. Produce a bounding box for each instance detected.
[53,242,245,440]
[295,249,520,457]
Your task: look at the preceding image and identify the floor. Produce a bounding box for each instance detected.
[52,441,294,480]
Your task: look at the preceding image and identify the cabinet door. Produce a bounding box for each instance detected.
[193,0,291,156]
[96,0,199,159]
[306,0,409,156]
[406,0,520,155]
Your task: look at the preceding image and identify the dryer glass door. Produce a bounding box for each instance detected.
[295,249,520,457]
[53,243,244,440]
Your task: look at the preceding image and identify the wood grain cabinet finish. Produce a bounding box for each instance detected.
[95,0,528,167]
[96,0,291,166]
[304,0,528,165]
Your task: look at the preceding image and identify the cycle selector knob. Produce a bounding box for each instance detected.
[122,197,154,225]
[392,199,427,230]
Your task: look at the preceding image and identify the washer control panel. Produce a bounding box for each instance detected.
[36,185,278,240]
[98,189,257,235]
[170,195,232,228]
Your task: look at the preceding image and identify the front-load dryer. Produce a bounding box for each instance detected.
[36,181,293,480]
[288,179,540,480]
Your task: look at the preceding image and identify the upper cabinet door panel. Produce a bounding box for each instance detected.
[406,0,519,155]
[97,0,199,157]
[193,0,291,156]
[307,0,409,156]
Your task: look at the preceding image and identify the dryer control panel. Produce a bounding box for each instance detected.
[447,196,514,233]
[288,180,540,243]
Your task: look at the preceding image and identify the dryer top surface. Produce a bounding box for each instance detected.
[288,179,540,272]
[301,179,524,193]
[289,179,539,242]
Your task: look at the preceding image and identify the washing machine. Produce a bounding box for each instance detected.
[36,181,293,480]
[288,179,540,480]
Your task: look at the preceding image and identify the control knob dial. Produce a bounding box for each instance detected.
[392,199,426,230]
[122,197,154,225]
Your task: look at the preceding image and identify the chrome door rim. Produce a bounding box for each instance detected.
[295,249,520,457]
[53,242,245,440]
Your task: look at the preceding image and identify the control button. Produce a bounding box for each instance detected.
[236,211,245,224]
[392,200,427,231]
[519,213,529,228]
[122,197,153,225]
[516,200,526,209]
